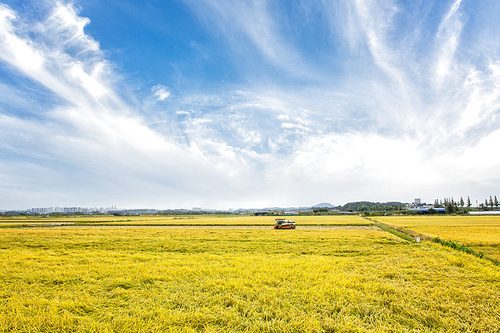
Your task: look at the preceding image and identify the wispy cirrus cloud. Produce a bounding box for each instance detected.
[435,0,464,81]
[152,84,171,101]
[181,0,319,80]
[0,2,235,208]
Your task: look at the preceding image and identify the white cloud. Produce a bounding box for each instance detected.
[0,2,122,109]
[181,0,318,79]
[152,84,171,101]
[352,0,404,81]
[435,0,464,82]
[0,3,232,208]
[41,2,100,54]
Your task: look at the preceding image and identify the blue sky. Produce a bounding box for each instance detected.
[1,0,499,210]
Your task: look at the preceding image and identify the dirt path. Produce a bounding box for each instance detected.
[47,225,381,230]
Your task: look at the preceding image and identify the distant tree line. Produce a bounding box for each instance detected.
[433,195,499,214]
[479,195,499,210]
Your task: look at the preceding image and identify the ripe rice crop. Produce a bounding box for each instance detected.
[1,227,499,332]
[0,214,370,226]
[373,216,500,261]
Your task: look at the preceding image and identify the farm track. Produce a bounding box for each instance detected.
[35,225,381,230]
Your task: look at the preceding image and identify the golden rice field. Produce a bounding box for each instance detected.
[1,227,499,332]
[0,215,369,226]
[372,216,500,262]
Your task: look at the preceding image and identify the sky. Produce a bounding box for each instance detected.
[0,0,499,210]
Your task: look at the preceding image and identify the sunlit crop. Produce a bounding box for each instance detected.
[373,216,500,261]
[1,227,499,332]
[0,214,369,226]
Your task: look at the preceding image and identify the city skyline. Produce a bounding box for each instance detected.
[3,195,499,214]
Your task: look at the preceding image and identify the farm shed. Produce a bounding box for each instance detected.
[254,211,273,216]
[409,208,446,214]
[469,211,500,215]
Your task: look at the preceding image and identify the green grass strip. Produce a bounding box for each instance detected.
[431,237,500,266]
[361,217,414,242]
[375,223,415,242]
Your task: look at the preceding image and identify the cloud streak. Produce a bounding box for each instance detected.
[152,84,171,101]
[0,2,228,208]
[181,0,320,80]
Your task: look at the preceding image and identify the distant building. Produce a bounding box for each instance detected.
[405,197,446,213]
[406,198,425,210]
[469,211,500,215]
[28,207,54,214]
[409,207,446,214]
[254,211,274,216]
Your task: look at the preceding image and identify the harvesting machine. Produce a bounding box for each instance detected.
[274,218,296,229]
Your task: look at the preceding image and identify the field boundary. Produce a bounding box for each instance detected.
[431,237,500,266]
[2,222,373,228]
[3,225,380,231]
[72,223,373,227]
[366,216,500,266]
[362,217,419,242]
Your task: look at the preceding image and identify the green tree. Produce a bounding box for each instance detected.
[489,195,494,208]
[495,196,499,208]
[467,196,471,207]
[445,201,455,214]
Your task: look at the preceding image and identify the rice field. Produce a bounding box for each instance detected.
[1,226,499,332]
[372,216,500,261]
[0,215,369,227]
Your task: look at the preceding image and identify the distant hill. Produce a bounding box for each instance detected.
[312,202,336,208]
[339,201,407,211]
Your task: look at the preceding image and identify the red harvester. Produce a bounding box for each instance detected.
[274,218,296,229]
